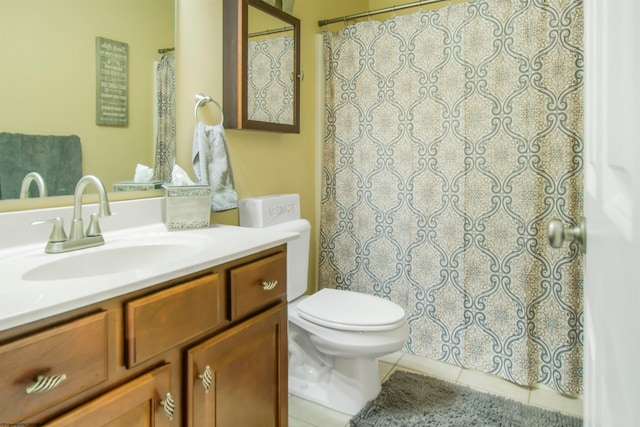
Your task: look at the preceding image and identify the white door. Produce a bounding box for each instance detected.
[583,0,640,425]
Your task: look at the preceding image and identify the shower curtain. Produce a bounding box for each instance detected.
[153,54,176,182]
[247,36,295,125]
[320,0,584,395]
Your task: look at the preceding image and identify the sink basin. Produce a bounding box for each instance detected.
[0,197,298,333]
[22,243,200,281]
[2,231,215,283]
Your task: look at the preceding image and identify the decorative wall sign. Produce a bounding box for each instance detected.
[96,37,128,126]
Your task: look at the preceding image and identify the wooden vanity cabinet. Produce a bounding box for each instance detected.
[186,303,288,427]
[0,244,288,426]
[186,250,288,427]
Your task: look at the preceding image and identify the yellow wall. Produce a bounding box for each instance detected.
[2,0,384,289]
[176,0,367,292]
[0,0,174,190]
[1,0,458,290]
[176,0,452,293]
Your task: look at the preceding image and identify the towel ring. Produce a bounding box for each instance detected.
[194,93,224,126]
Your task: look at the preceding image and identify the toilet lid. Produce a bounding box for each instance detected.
[296,288,406,332]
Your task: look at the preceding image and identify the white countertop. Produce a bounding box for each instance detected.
[0,198,297,331]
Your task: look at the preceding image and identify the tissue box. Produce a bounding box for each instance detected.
[113,181,163,192]
[162,185,211,230]
[238,194,300,228]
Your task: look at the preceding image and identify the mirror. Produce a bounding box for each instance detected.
[0,0,175,202]
[223,0,300,133]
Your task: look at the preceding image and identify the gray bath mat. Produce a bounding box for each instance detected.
[350,370,581,426]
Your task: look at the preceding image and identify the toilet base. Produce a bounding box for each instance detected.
[289,356,382,416]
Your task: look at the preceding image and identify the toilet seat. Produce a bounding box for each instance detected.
[296,288,406,332]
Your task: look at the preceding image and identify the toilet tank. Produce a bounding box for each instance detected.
[239,195,310,301]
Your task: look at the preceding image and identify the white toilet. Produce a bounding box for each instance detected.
[239,195,409,415]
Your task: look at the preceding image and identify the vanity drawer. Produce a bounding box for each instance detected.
[125,273,225,368]
[46,363,173,427]
[0,311,108,424]
[229,251,286,320]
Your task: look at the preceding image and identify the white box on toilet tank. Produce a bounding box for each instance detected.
[239,194,300,227]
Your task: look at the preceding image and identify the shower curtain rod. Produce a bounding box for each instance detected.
[249,26,294,38]
[318,0,450,26]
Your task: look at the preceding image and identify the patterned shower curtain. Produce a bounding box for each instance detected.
[248,36,295,125]
[153,54,176,182]
[320,0,584,395]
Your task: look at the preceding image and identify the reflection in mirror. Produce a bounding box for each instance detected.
[247,8,295,125]
[0,0,175,204]
[19,172,47,199]
[223,0,300,133]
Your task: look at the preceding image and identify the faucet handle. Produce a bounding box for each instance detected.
[86,213,102,237]
[32,218,68,242]
[86,211,117,237]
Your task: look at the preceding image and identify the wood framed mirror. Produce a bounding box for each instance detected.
[223,0,300,133]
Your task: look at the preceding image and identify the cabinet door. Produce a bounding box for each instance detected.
[45,364,173,427]
[186,303,288,427]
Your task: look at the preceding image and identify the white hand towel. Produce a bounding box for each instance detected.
[192,122,238,211]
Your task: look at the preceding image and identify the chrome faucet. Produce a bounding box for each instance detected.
[32,175,113,253]
[69,175,112,240]
[19,172,47,199]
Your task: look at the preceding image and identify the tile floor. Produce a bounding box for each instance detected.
[288,351,583,427]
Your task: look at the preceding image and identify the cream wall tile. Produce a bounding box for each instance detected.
[396,352,462,383]
[379,361,394,381]
[289,395,352,427]
[288,416,317,427]
[457,369,530,404]
[529,388,583,418]
[379,350,403,365]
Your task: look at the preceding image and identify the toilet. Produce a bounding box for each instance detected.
[239,195,409,415]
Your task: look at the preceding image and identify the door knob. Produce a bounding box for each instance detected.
[547,216,587,254]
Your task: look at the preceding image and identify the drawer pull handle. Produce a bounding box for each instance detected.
[26,374,67,394]
[262,280,278,291]
[160,392,175,421]
[198,365,213,393]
